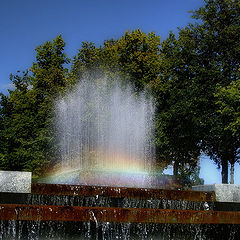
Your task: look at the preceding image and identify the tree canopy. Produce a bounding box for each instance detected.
[0,36,69,175]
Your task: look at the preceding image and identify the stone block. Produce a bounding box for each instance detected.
[0,171,32,193]
[192,184,240,202]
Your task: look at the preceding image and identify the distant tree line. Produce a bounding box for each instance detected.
[0,0,239,183]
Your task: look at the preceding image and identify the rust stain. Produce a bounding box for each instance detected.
[31,183,216,202]
[0,204,239,224]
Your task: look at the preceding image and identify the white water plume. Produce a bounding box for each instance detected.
[54,75,155,186]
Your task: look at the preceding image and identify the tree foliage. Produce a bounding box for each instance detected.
[215,78,240,137]
[0,36,69,175]
[70,29,161,90]
[189,0,240,183]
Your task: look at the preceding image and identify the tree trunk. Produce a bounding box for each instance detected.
[173,160,179,176]
[230,162,234,184]
[221,158,228,184]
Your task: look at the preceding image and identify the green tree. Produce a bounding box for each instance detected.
[69,42,102,85]
[29,35,70,173]
[152,31,202,176]
[70,29,161,91]
[178,161,204,189]
[153,0,240,184]
[173,0,240,183]
[191,0,240,183]
[215,78,240,183]
[0,35,69,175]
[215,78,240,138]
[0,71,37,171]
[116,30,161,90]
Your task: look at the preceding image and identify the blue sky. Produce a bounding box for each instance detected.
[0,0,239,184]
[0,0,204,93]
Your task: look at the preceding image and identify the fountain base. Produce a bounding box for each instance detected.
[0,171,31,193]
[192,184,240,202]
[1,182,240,239]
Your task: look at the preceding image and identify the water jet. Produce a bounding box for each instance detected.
[51,76,156,188]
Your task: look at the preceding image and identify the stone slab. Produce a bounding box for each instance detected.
[0,171,31,193]
[192,184,240,202]
[1,204,240,224]
[31,183,215,202]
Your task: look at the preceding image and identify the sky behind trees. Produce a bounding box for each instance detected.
[0,0,204,93]
[1,0,239,184]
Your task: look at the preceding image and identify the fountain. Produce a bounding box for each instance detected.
[42,75,156,188]
[1,74,240,239]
